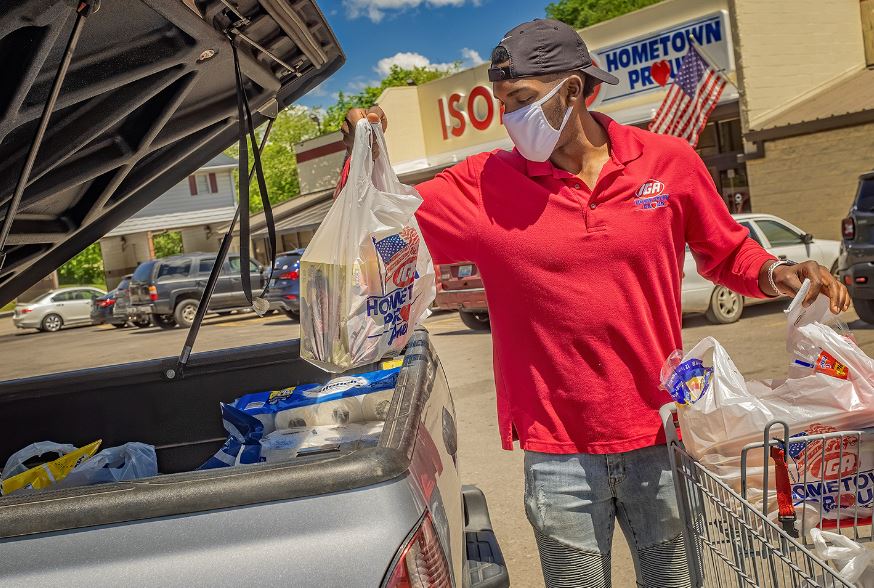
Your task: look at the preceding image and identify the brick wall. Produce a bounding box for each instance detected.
[731,0,865,129]
[747,122,874,240]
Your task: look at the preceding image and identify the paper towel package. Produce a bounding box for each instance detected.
[230,367,399,431]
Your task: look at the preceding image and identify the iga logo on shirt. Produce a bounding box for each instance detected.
[634,179,669,210]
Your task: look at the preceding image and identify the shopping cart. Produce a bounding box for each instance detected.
[660,403,873,587]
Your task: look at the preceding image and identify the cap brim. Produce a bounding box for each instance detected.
[582,63,619,85]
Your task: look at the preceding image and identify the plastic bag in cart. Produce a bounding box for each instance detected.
[809,528,874,588]
[662,280,874,525]
[299,119,435,372]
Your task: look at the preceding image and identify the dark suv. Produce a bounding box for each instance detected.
[129,253,267,329]
[839,170,874,322]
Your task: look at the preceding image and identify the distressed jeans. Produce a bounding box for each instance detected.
[524,444,691,587]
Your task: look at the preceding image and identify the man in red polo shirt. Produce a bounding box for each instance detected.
[339,19,849,587]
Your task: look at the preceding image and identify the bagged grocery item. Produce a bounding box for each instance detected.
[299,119,435,372]
[362,388,394,421]
[232,367,399,431]
[809,528,874,588]
[2,440,76,480]
[260,421,385,462]
[662,281,874,524]
[1,440,101,495]
[55,442,157,489]
[199,405,264,470]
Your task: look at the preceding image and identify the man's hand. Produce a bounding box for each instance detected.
[761,260,850,314]
[341,105,388,158]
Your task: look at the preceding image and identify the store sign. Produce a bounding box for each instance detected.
[591,12,733,106]
[436,86,503,141]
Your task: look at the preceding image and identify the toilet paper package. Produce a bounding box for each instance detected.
[260,421,386,462]
[231,366,400,431]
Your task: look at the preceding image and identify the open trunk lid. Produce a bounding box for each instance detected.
[0,0,344,305]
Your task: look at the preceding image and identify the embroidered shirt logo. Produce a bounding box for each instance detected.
[634,179,669,209]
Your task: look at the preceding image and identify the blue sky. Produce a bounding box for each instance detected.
[300,0,547,110]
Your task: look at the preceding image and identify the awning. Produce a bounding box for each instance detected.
[105,207,236,237]
[252,198,333,237]
[747,68,874,142]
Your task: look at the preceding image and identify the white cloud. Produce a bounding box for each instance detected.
[460,48,486,67]
[374,47,487,77]
[343,0,479,23]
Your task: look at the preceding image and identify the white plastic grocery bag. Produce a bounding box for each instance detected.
[299,120,435,372]
[665,282,874,524]
[809,528,874,588]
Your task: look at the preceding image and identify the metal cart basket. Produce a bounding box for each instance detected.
[660,404,873,587]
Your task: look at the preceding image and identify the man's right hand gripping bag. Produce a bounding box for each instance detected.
[299,120,436,372]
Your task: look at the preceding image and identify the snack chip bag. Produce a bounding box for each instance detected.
[1,440,102,495]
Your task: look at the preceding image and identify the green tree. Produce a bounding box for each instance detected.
[152,231,183,258]
[225,105,321,213]
[545,0,664,29]
[322,65,456,133]
[58,242,104,286]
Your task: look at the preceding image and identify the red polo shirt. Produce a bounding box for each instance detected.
[338,113,776,454]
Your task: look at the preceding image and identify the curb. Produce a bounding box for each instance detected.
[0,311,13,319]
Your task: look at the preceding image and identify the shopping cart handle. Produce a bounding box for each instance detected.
[659,403,681,446]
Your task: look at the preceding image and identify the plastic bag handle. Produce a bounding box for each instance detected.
[684,336,748,393]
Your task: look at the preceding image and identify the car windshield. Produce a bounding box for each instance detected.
[857,178,874,212]
[132,261,156,282]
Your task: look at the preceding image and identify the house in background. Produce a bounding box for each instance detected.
[99,154,238,287]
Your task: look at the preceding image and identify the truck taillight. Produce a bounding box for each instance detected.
[148,285,158,301]
[842,217,856,240]
[278,270,299,280]
[99,299,115,308]
[383,513,450,588]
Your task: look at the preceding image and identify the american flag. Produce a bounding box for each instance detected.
[374,227,418,264]
[648,45,728,146]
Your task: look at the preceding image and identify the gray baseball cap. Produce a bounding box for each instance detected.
[488,19,619,85]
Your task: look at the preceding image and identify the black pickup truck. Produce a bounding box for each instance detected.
[128,252,268,328]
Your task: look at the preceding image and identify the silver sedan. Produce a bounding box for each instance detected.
[683,214,840,324]
[12,287,106,332]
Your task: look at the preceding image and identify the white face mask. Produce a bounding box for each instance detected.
[502,78,574,162]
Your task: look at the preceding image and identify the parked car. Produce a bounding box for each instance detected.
[128,253,269,329]
[684,213,840,324]
[0,3,507,586]
[838,170,874,323]
[263,249,303,319]
[434,262,490,331]
[12,287,106,332]
[111,274,151,328]
[90,288,125,328]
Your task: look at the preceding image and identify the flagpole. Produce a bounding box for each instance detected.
[689,39,733,86]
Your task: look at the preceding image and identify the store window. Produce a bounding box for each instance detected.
[696,118,750,214]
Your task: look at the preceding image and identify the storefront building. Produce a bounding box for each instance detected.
[284,0,874,254]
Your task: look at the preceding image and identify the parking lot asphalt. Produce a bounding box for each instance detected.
[1,301,872,586]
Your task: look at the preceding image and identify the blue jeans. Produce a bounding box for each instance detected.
[524,444,691,587]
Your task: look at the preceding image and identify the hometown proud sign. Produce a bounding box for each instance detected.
[589,12,734,107]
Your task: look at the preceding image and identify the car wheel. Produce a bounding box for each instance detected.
[174,299,199,328]
[853,298,874,324]
[283,309,300,321]
[459,310,490,331]
[705,286,744,324]
[40,313,64,332]
[152,314,177,329]
[133,318,152,328]
[830,260,839,280]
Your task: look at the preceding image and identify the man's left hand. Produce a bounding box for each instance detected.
[767,260,850,314]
